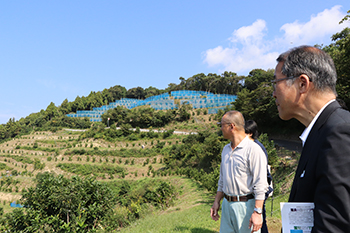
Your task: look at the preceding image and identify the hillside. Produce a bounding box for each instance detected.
[0,111,298,232]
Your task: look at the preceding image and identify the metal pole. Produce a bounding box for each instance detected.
[271,195,274,217]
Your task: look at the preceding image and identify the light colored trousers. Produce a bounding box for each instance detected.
[220,198,261,233]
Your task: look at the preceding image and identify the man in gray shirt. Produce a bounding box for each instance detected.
[210,110,268,233]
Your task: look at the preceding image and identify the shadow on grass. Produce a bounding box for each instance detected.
[196,198,214,205]
[181,177,216,205]
[195,190,216,205]
[173,226,217,233]
[190,228,217,233]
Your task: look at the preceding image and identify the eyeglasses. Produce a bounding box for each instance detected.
[217,122,232,127]
[270,76,296,90]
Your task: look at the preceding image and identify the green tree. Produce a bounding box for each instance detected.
[126,87,146,99]
[234,85,276,126]
[144,86,164,98]
[71,96,84,112]
[322,17,350,108]
[220,71,242,94]
[45,102,60,121]
[89,91,104,109]
[244,69,274,91]
[120,123,132,136]
[102,105,130,126]
[177,102,192,121]
[165,83,179,92]
[108,84,127,101]
[184,73,207,90]
[0,118,25,141]
[59,98,72,114]
[102,88,113,104]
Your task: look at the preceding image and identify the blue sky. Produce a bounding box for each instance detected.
[1,1,350,124]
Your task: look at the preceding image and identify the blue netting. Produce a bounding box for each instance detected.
[11,201,24,208]
[66,90,236,121]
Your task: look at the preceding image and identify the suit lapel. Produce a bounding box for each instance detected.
[289,101,341,201]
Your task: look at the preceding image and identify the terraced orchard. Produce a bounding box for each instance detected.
[0,129,181,196]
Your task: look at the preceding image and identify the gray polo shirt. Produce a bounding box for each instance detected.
[217,136,268,200]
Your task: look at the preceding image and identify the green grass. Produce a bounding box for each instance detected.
[118,177,220,233]
[264,194,289,232]
[119,204,220,233]
[117,194,287,233]
[265,193,289,219]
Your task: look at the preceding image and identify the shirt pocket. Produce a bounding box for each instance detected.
[233,160,248,177]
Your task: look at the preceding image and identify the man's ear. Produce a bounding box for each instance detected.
[230,123,234,130]
[299,74,312,93]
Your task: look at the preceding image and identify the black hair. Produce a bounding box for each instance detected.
[245,120,259,140]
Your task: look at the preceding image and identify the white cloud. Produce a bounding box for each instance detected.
[229,19,267,46]
[203,5,349,75]
[280,5,346,45]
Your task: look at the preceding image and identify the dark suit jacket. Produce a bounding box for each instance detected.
[289,101,350,233]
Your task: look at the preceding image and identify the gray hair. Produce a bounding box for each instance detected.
[223,110,245,131]
[277,45,337,95]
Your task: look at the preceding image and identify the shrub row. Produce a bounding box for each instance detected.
[56,163,125,176]
[65,147,159,158]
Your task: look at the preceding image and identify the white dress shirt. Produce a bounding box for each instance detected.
[299,99,336,146]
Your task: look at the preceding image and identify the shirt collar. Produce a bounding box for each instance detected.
[231,136,250,150]
[299,99,335,146]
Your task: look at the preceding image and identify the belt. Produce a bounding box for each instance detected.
[224,193,254,202]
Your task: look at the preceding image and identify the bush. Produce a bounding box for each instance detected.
[258,133,278,167]
[0,172,117,232]
[11,170,18,176]
[162,129,174,139]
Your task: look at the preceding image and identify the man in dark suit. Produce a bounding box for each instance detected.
[272,45,350,232]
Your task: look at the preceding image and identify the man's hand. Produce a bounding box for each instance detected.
[210,201,220,221]
[249,212,262,232]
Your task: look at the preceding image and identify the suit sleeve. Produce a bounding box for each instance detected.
[313,122,350,232]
